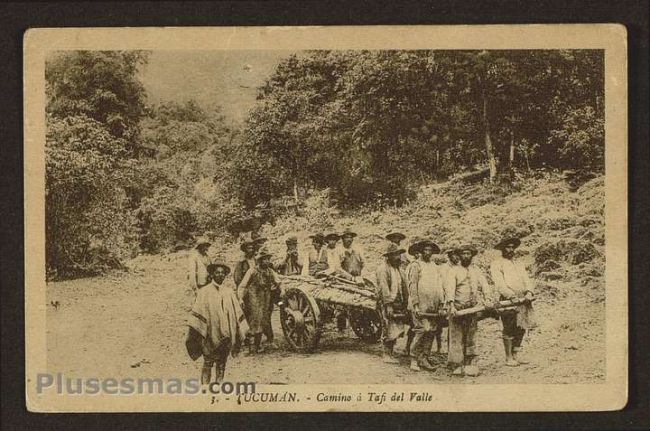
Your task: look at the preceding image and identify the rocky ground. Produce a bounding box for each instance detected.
[46,173,606,384]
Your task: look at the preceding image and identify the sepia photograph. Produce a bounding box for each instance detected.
[23,25,627,412]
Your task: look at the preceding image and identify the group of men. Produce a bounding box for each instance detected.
[185,228,535,383]
[186,231,279,385]
[376,233,535,376]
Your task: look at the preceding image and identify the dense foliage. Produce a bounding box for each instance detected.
[232,50,604,207]
[45,49,604,278]
[135,100,241,252]
[45,51,148,277]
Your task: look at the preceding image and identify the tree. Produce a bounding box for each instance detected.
[46,51,149,149]
[45,51,149,277]
[136,100,242,251]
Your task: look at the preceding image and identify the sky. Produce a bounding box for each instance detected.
[139,50,295,124]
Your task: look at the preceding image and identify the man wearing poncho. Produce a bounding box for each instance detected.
[186,262,248,385]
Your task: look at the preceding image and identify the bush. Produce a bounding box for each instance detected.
[534,238,600,268]
[136,180,244,252]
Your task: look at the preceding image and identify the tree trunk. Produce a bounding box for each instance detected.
[522,145,531,172]
[482,90,497,182]
[292,178,299,209]
[508,129,515,181]
[435,147,440,179]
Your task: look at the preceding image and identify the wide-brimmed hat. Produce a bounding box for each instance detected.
[207,262,231,276]
[382,242,406,257]
[340,228,357,239]
[410,238,441,255]
[494,237,521,250]
[408,237,424,256]
[309,233,325,244]
[324,233,340,241]
[455,244,478,256]
[194,236,212,249]
[257,246,273,259]
[285,235,298,245]
[385,232,406,243]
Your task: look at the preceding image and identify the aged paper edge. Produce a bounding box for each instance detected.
[23,25,628,413]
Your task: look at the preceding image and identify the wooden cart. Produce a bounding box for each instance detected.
[278,274,383,352]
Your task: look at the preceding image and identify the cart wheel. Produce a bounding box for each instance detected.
[280,287,322,352]
[349,308,383,343]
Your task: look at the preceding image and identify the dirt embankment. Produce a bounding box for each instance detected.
[46,174,605,384]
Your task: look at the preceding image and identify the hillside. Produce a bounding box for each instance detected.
[46,173,605,384]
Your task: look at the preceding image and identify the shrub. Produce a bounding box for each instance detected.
[549,106,604,172]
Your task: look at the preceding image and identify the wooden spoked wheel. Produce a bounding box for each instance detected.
[280,287,322,352]
[349,307,383,343]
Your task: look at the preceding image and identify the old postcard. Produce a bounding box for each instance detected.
[24,25,627,412]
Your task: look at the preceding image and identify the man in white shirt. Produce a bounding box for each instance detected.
[340,228,365,282]
[444,245,494,376]
[375,243,410,364]
[490,237,536,367]
[324,232,343,272]
[301,233,328,276]
[406,238,444,371]
[187,237,213,296]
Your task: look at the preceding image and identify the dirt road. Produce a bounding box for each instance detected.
[46,252,605,385]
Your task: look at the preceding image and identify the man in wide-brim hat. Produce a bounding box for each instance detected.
[335,228,366,334]
[404,237,425,359]
[489,236,535,367]
[406,238,444,371]
[234,238,257,290]
[323,232,344,277]
[188,236,213,295]
[444,244,494,377]
[276,235,303,276]
[340,228,364,281]
[376,242,409,364]
[238,246,280,354]
[302,233,328,276]
[186,261,248,385]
